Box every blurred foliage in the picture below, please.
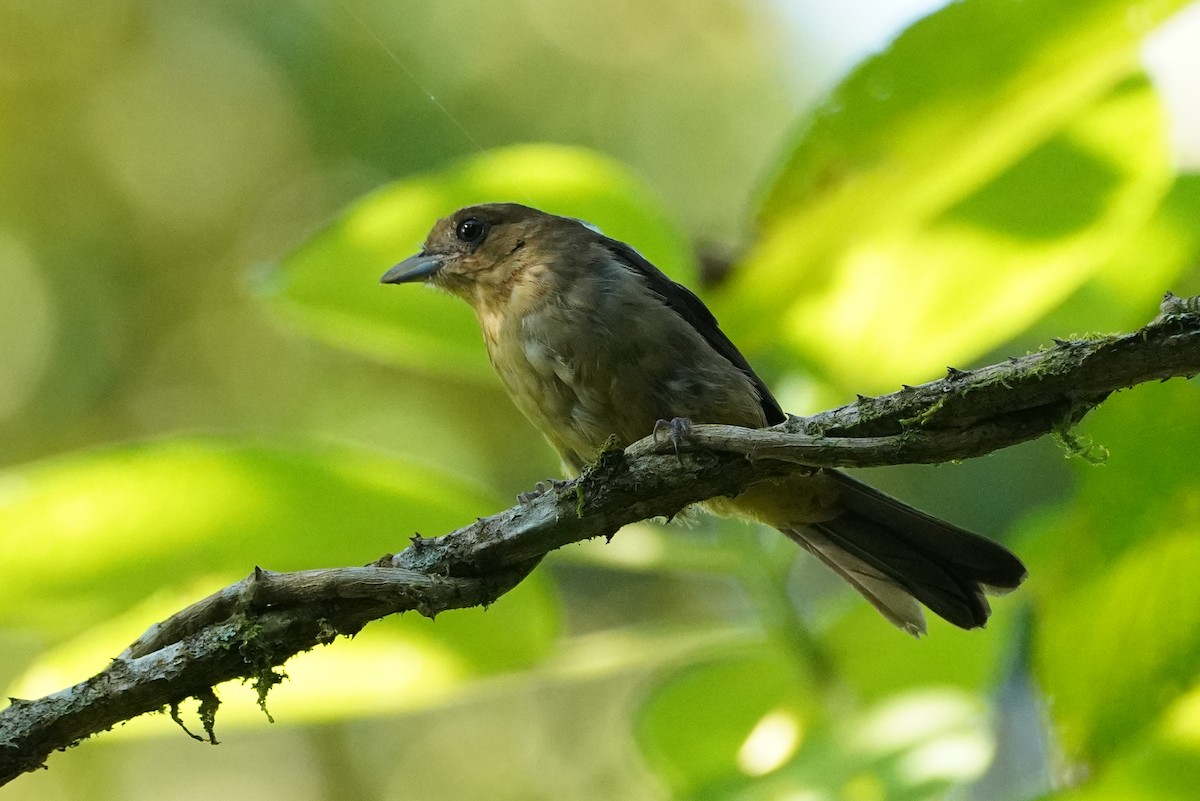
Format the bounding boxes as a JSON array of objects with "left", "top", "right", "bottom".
[
  {"left": 0, "top": 440, "right": 559, "bottom": 710},
  {"left": 722, "top": 0, "right": 1189, "bottom": 393},
  {"left": 1030, "top": 382, "right": 1200, "bottom": 762},
  {"left": 637, "top": 648, "right": 814, "bottom": 796},
  {"left": 3, "top": 0, "right": 1200, "bottom": 800},
  {"left": 268, "top": 144, "right": 696, "bottom": 383}
]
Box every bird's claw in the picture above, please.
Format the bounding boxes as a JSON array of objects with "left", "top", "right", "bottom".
[
  {"left": 518, "top": 478, "right": 569, "bottom": 505},
  {"left": 653, "top": 416, "right": 694, "bottom": 463}
]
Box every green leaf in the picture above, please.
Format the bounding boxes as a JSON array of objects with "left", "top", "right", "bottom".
[
  {"left": 0, "top": 438, "right": 562, "bottom": 718},
  {"left": 636, "top": 647, "right": 811, "bottom": 797},
  {"left": 1046, "top": 734, "right": 1200, "bottom": 801},
  {"left": 6, "top": 575, "right": 559, "bottom": 726},
  {"left": 1022, "top": 381, "right": 1200, "bottom": 592},
  {"left": 1035, "top": 533, "right": 1200, "bottom": 761},
  {"left": 0, "top": 438, "right": 551, "bottom": 640},
  {"left": 824, "top": 600, "right": 1019, "bottom": 702},
  {"left": 1117, "top": 690, "right": 1200, "bottom": 800},
  {"left": 637, "top": 648, "right": 996, "bottom": 801},
  {"left": 1029, "top": 382, "right": 1200, "bottom": 761},
  {"left": 718, "top": 0, "right": 1185, "bottom": 392},
  {"left": 262, "top": 143, "right": 694, "bottom": 383},
  {"left": 999, "top": 172, "right": 1200, "bottom": 352}
]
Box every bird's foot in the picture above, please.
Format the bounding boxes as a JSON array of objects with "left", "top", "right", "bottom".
[
  {"left": 518, "top": 478, "right": 570, "bottom": 505},
  {"left": 653, "top": 416, "right": 694, "bottom": 463}
]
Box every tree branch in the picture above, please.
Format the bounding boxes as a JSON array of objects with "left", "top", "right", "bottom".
[{"left": 1, "top": 293, "right": 1197, "bottom": 785}]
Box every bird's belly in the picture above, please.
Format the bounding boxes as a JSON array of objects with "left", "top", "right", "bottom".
[
  {"left": 501, "top": 342, "right": 642, "bottom": 462},
  {"left": 483, "top": 291, "right": 768, "bottom": 471},
  {"left": 493, "top": 345, "right": 758, "bottom": 474}
]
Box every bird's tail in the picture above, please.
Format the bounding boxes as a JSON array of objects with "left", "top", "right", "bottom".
[{"left": 783, "top": 471, "right": 1027, "bottom": 635}]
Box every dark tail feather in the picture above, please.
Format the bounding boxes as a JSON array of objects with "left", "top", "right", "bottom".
[{"left": 786, "top": 471, "right": 1027, "bottom": 635}]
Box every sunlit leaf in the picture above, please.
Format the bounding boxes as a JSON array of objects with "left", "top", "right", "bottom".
[
  {"left": 1021, "top": 381, "right": 1200, "bottom": 593},
  {"left": 263, "top": 143, "right": 694, "bottom": 383},
  {"left": 1029, "top": 382, "right": 1200, "bottom": 761},
  {"left": 0, "top": 438, "right": 553, "bottom": 641},
  {"left": 0, "top": 438, "right": 562, "bottom": 718},
  {"left": 1034, "top": 532, "right": 1200, "bottom": 762},
  {"left": 638, "top": 651, "right": 995, "bottom": 801},
  {"left": 636, "top": 647, "right": 812, "bottom": 797},
  {"left": 1003, "top": 173, "right": 1200, "bottom": 350},
  {"left": 1081, "top": 173, "right": 1200, "bottom": 321},
  {"left": 1050, "top": 745, "right": 1200, "bottom": 801},
  {"left": 6, "top": 574, "right": 558, "bottom": 726},
  {"left": 719, "top": 0, "right": 1187, "bottom": 391},
  {"left": 1039, "top": 683, "right": 1200, "bottom": 801},
  {"left": 824, "top": 600, "right": 1019, "bottom": 701}
]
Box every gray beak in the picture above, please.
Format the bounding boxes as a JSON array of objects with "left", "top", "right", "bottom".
[{"left": 381, "top": 253, "right": 443, "bottom": 284}]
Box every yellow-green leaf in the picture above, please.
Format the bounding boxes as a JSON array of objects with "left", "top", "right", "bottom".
[
  {"left": 719, "top": 0, "right": 1186, "bottom": 392},
  {"left": 0, "top": 438, "right": 547, "bottom": 639}
]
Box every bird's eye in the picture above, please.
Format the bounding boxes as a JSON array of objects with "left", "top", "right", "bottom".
[{"left": 455, "top": 217, "right": 488, "bottom": 244}]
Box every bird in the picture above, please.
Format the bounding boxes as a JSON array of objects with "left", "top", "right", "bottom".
[{"left": 381, "top": 202, "right": 1027, "bottom": 635}]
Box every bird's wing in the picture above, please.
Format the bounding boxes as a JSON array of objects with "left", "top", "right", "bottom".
[{"left": 602, "top": 239, "right": 786, "bottom": 425}]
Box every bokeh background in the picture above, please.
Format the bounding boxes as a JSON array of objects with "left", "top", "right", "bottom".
[{"left": 3, "top": 1, "right": 1200, "bottom": 799}]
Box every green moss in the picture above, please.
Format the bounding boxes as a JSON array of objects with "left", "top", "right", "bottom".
[
  {"left": 1052, "top": 414, "right": 1109, "bottom": 464},
  {"left": 899, "top": 395, "right": 947, "bottom": 429},
  {"left": 576, "top": 437, "right": 625, "bottom": 518},
  {"left": 250, "top": 667, "right": 287, "bottom": 724}
]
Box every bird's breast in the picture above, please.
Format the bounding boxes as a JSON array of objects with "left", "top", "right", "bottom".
[{"left": 475, "top": 259, "right": 767, "bottom": 470}]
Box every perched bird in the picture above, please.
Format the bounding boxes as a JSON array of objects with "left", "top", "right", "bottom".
[{"left": 382, "top": 203, "right": 1026, "bottom": 634}]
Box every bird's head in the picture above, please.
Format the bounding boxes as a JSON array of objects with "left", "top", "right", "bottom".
[{"left": 381, "top": 202, "right": 580, "bottom": 307}]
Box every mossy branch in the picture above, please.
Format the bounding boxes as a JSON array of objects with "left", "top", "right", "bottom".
[{"left": 1, "top": 293, "right": 1198, "bottom": 785}]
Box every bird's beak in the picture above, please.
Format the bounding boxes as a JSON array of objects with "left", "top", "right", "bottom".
[{"left": 381, "top": 253, "right": 443, "bottom": 284}]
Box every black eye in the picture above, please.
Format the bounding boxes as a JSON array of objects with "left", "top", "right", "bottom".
[{"left": 455, "top": 217, "right": 488, "bottom": 244}]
